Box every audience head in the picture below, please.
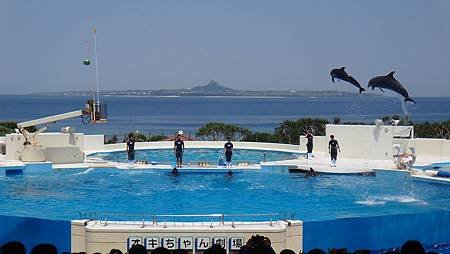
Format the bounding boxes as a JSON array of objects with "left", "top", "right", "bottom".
[
  {"left": 151, "top": 246, "right": 170, "bottom": 254},
  {"left": 401, "top": 240, "right": 425, "bottom": 254},
  {"left": 353, "top": 249, "right": 370, "bottom": 254},
  {"left": 306, "top": 248, "right": 327, "bottom": 254},
  {"left": 0, "top": 241, "right": 26, "bottom": 254},
  {"left": 128, "top": 244, "right": 147, "bottom": 254},
  {"left": 204, "top": 244, "right": 226, "bottom": 254},
  {"left": 329, "top": 248, "right": 347, "bottom": 254},
  {"left": 109, "top": 248, "right": 123, "bottom": 254},
  {"left": 240, "top": 235, "right": 276, "bottom": 254},
  {"left": 280, "top": 249, "right": 296, "bottom": 254},
  {"left": 172, "top": 250, "right": 188, "bottom": 254},
  {"left": 30, "top": 243, "right": 57, "bottom": 254}
]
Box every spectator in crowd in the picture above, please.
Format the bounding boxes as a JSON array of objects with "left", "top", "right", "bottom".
[
  {"left": 172, "top": 250, "right": 188, "bottom": 254},
  {"left": 401, "top": 240, "right": 425, "bottom": 254},
  {"left": 30, "top": 243, "right": 57, "bottom": 254},
  {"left": 240, "top": 235, "right": 276, "bottom": 254},
  {"left": 109, "top": 249, "right": 123, "bottom": 254},
  {"left": 0, "top": 241, "right": 26, "bottom": 254},
  {"left": 204, "top": 244, "right": 226, "bottom": 254},
  {"left": 128, "top": 244, "right": 147, "bottom": 254},
  {"left": 280, "top": 249, "right": 296, "bottom": 254},
  {"left": 352, "top": 249, "right": 370, "bottom": 254},
  {"left": 306, "top": 248, "right": 327, "bottom": 254},
  {"left": 152, "top": 246, "right": 170, "bottom": 254}
]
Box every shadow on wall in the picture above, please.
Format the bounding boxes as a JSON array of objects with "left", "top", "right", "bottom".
[
  {"left": 303, "top": 210, "right": 450, "bottom": 251},
  {"left": 0, "top": 215, "right": 70, "bottom": 253}
]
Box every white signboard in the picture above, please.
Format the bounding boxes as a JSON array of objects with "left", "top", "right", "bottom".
[
  {"left": 196, "top": 237, "right": 211, "bottom": 250},
  {"left": 230, "top": 237, "right": 245, "bottom": 250},
  {"left": 179, "top": 237, "right": 194, "bottom": 250},
  {"left": 127, "top": 236, "right": 143, "bottom": 250},
  {"left": 145, "top": 237, "right": 160, "bottom": 250},
  {"left": 162, "top": 237, "right": 177, "bottom": 250}
]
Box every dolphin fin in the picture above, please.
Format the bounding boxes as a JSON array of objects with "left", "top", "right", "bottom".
[
  {"left": 359, "top": 87, "right": 365, "bottom": 94},
  {"left": 340, "top": 67, "right": 346, "bottom": 70},
  {"left": 379, "top": 88, "right": 385, "bottom": 93},
  {"left": 405, "top": 97, "right": 416, "bottom": 104},
  {"left": 388, "top": 71, "right": 395, "bottom": 77},
  {"left": 371, "top": 86, "right": 375, "bottom": 91},
  {"left": 331, "top": 77, "right": 335, "bottom": 83}
]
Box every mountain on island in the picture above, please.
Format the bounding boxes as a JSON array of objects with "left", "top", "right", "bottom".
[
  {"left": 189, "top": 80, "right": 235, "bottom": 93},
  {"left": 32, "top": 80, "right": 379, "bottom": 97}
]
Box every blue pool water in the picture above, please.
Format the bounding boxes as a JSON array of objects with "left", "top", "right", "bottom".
[
  {"left": 0, "top": 164, "right": 449, "bottom": 222},
  {"left": 90, "top": 148, "right": 300, "bottom": 165}
]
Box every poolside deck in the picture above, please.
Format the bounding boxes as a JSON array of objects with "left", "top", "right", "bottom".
[{"left": 263, "top": 152, "right": 395, "bottom": 174}]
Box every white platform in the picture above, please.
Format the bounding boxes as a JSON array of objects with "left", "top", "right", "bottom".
[{"left": 262, "top": 152, "right": 396, "bottom": 174}]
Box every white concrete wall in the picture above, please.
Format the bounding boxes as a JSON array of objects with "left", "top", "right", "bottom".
[
  {"left": 443, "top": 140, "right": 450, "bottom": 157},
  {"left": 393, "top": 126, "right": 414, "bottom": 138},
  {"left": 71, "top": 220, "right": 303, "bottom": 254},
  {"left": 325, "top": 124, "right": 394, "bottom": 160},
  {"left": 5, "top": 133, "right": 85, "bottom": 163},
  {"left": 84, "top": 135, "right": 105, "bottom": 152},
  {"left": 412, "top": 138, "right": 448, "bottom": 156},
  {"left": 46, "top": 147, "right": 84, "bottom": 164}
]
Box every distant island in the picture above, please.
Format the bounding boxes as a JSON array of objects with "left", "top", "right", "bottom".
[{"left": 33, "top": 80, "right": 378, "bottom": 97}]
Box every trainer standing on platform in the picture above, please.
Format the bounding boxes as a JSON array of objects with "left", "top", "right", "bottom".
[
  {"left": 224, "top": 138, "right": 234, "bottom": 168},
  {"left": 126, "top": 134, "right": 136, "bottom": 166},
  {"left": 305, "top": 132, "right": 314, "bottom": 159},
  {"left": 328, "top": 135, "right": 341, "bottom": 167},
  {"left": 174, "top": 130, "right": 185, "bottom": 168}
]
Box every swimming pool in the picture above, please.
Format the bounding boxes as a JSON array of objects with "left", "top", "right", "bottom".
[
  {"left": 1, "top": 166, "right": 449, "bottom": 222},
  {"left": 89, "top": 148, "right": 300, "bottom": 165}
]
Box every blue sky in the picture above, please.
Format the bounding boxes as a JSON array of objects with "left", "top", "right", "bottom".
[{"left": 1, "top": 0, "right": 449, "bottom": 96}]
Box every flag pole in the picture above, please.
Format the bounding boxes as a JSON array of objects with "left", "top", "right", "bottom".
[{"left": 93, "top": 27, "right": 100, "bottom": 105}]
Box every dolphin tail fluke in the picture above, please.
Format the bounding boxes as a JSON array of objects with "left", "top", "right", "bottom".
[
  {"left": 405, "top": 97, "right": 416, "bottom": 104},
  {"left": 359, "top": 87, "right": 365, "bottom": 94}
]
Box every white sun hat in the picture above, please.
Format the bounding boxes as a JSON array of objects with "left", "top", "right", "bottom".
[{"left": 178, "top": 130, "right": 184, "bottom": 135}]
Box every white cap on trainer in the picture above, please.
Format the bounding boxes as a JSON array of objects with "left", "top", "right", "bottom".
[{"left": 178, "top": 130, "right": 184, "bottom": 135}]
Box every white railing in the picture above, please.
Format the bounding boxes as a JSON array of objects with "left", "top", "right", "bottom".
[{"left": 79, "top": 212, "right": 295, "bottom": 228}]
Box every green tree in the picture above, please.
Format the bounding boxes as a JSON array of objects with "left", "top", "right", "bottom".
[
  {"left": 414, "top": 120, "right": 449, "bottom": 139},
  {"left": 147, "top": 135, "right": 166, "bottom": 141},
  {"left": 242, "top": 132, "right": 277, "bottom": 143},
  {"left": 123, "top": 132, "right": 149, "bottom": 142},
  {"left": 0, "top": 121, "right": 37, "bottom": 136},
  {"left": 196, "top": 122, "right": 250, "bottom": 141},
  {"left": 274, "top": 118, "right": 328, "bottom": 144},
  {"left": 105, "top": 134, "right": 118, "bottom": 144}
]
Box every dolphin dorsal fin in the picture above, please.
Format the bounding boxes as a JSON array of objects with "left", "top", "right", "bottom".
[
  {"left": 340, "top": 67, "right": 346, "bottom": 70},
  {"left": 387, "top": 71, "right": 395, "bottom": 77}
]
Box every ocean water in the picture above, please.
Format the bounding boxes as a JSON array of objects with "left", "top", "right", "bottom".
[{"left": 0, "top": 95, "right": 449, "bottom": 135}]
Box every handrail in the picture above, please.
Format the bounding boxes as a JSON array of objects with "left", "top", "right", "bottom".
[{"left": 78, "top": 212, "right": 291, "bottom": 227}]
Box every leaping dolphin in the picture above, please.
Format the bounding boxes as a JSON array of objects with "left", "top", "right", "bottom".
[
  {"left": 368, "top": 71, "right": 416, "bottom": 104},
  {"left": 330, "top": 67, "right": 365, "bottom": 94}
]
